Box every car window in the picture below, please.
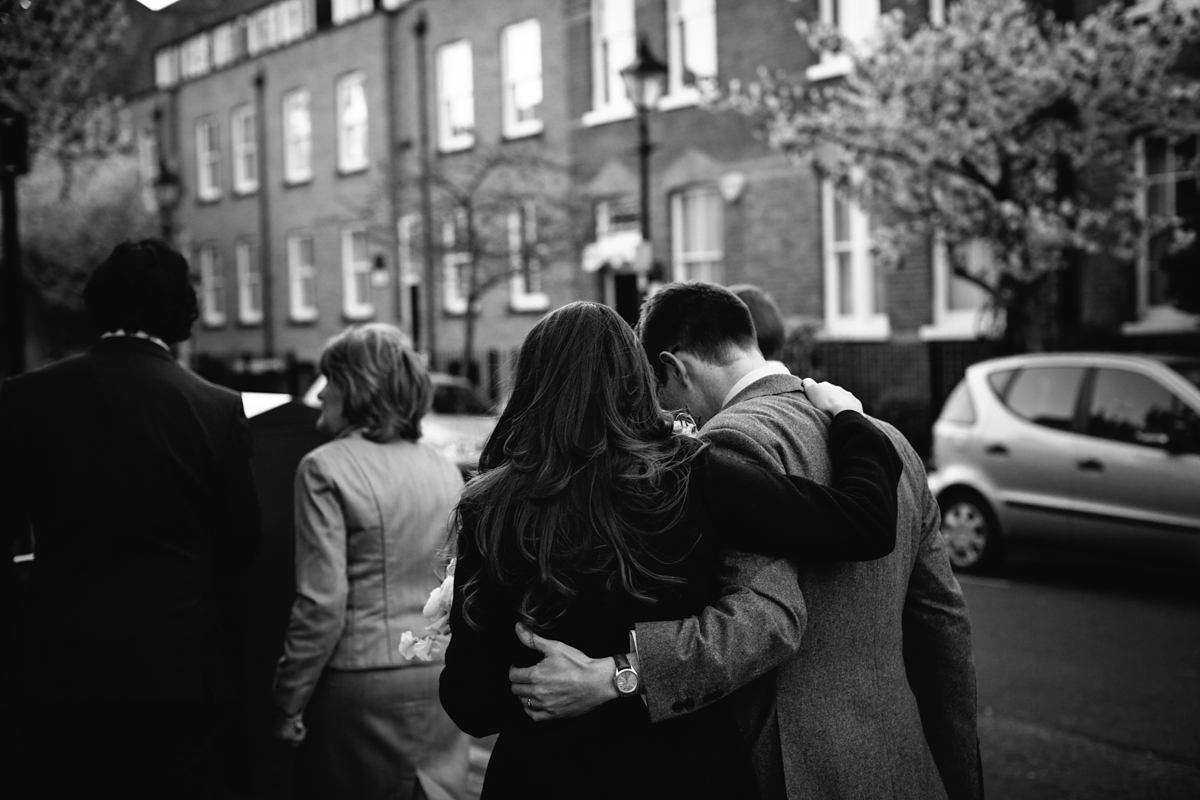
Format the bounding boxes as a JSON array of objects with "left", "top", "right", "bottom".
[
  {"left": 1087, "top": 368, "right": 1200, "bottom": 451},
  {"left": 433, "top": 384, "right": 492, "bottom": 415},
  {"left": 1166, "top": 360, "right": 1200, "bottom": 391},
  {"left": 939, "top": 380, "right": 975, "bottom": 424},
  {"left": 1003, "top": 367, "right": 1085, "bottom": 431},
  {"left": 987, "top": 369, "right": 1016, "bottom": 399}
]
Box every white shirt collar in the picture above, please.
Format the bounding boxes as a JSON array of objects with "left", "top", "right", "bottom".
[
  {"left": 100, "top": 329, "right": 170, "bottom": 352},
  {"left": 722, "top": 361, "right": 791, "bottom": 409}
]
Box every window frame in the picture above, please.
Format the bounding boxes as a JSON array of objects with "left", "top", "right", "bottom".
[
  {"left": 663, "top": 0, "right": 717, "bottom": 110},
  {"left": 341, "top": 223, "right": 375, "bottom": 320},
  {"left": 155, "top": 48, "right": 180, "bottom": 89},
  {"left": 501, "top": 19, "right": 545, "bottom": 140},
  {"left": 920, "top": 236, "right": 992, "bottom": 341},
  {"left": 332, "top": 0, "right": 374, "bottom": 26},
  {"left": 820, "top": 180, "right": 889, "bottom": 340},
  {"left": 235, "top": 239, "right": 263, "bottom": 325},
  {"left": 441, "top": 208, "right": 471, "bottom": 316},
  {"left": 1125, "top": 136, "right": 1200, "bottom": 334},
  {"left": 508, "top": 201, "right": 550, "bottom": 313},
  {"left": 282, "top": 88, "right": 313, "bottom": 185},
  {"left": 584, "top": 0, "right": 636, "bottom": 125},
  {"left": 670, "top": 184, "right": 725, "bottom": 284},
  {"left": 231, "top": 104, "right": 259, "bottom": 195},
  {"left": 336, "top": 71, "right": 370, "bottom": 174},
  {"left": 195, "top": 117, "right": 222, "bottom": 202},
  {"left": 197, "top": 243, "right": 226, "bottom": 327},
  {"left": 437, "top": 40, "right": 476, "bottom": 153},
  {"left": 398, "top": 213, "right": 421, "bottom": 287},
  {"left": 806, "top": 0, "right": 881, "bottom": 82},
  {"left": 288, "top": 232, "right": 318, "bottom": 322}
]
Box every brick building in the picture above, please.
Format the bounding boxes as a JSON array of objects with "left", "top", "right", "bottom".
[{"left": 126, "top": 0, "right": 1197, "bottom": 421}]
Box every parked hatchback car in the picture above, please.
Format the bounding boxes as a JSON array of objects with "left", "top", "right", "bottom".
[
  {"left": 929, "top": 353, "right": 1200, "bottom": 572},
  {"left": 302, "top": 372, "right": 499, "bottom": 476}
]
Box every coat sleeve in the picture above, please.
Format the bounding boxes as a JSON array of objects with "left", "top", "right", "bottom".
[
  {"left": 272, "top": 453, "right": 350, "bottom": 717},
  {"left": 439, "top": 530, "right": 516, "bottom": 737},
  {"left": 902, "top": 483, "right": 984, "bottom": 800},
  {"left": 635, "top": 419, "right": 808, "bottom": 723},
  {"left": 636, "top": 551, "right": 806, "bottom": 722},
  {"left": 0, "top": 379, "right": 29, "bottom": 670},
  {"left": 699, "top": 410, "right": 901, "bottom": 562}
]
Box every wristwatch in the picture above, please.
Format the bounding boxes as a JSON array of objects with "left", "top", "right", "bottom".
[{"left": 613, "top": 653, "right": 639, "bottom": 698}]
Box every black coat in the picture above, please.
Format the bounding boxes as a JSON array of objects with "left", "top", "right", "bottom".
[
  {"left": 0, "top": 338, "right": 261, "bottom": 704},
  {"left": 439, "top": 411, "right": 901, "bottom": 800}
]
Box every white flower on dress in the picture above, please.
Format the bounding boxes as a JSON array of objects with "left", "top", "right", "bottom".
[{"left": 398, "top": 559, "right": 455, "bottom": 661}]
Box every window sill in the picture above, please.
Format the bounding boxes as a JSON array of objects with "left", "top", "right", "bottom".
[
  {"left": 582, "top": 104, "right": 634, "bottom": 128},
  {"left": 196, "top": 193, "right": 223, "bottom": 206},
  {"left": 818, "top": 316, "right": 891, "bottom": 341},
  {"left": 658, "top": 88, "right": 701, "bottom": 112},
  {"left": 918, "top": 314, "right": 988, "bottom": 341},
  {"left": 337, "top": 164, "right": 370, "bottom": 178},
  {"left": 805, "top": 55, "right": 852, "bottom": 83},
  {"left": 342, "top": 307, "right": 375, "bottom": 322},
  {"left": 201, "top": 317, "right": 227, "bottom": 329},
  {"left": 237, "top": 316, "right": 263, "bottom": 328},
  {"left": 438, "top": 137, "right": 476, "bottom": 155},
  {"left": 232, "top": 184, "right": 259, "bottom": 198},
  {"left": 288, "top": 312, "right": 318, "bottom": 325},
  {"left": 1122, "top": 307, "right": 1200, "bottom": 335},
  {"left": 503, "top": 121, "right": 544, "bottom": 141},
  {"left": 284, "top": 175, "right": 313, "bottom": 189},
  {"left": 509, "top": 292, "right": 550, "bottom": 314}
]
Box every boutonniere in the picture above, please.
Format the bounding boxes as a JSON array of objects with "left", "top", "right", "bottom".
[{"left": 398, "top": 558, "right": 455, "bottom": 661}]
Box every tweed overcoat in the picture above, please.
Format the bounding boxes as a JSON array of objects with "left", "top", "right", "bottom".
[{"left": 635, "top": 373, "right": 983, "bottom": 800}]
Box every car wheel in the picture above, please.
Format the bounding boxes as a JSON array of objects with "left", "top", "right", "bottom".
[{"left": 938, "top": 490, "right": 1003, "bottom": 573}]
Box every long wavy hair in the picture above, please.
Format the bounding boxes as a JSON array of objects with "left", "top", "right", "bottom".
[{"left": 456, "top": 302, "right": 705, "bottom": 632}]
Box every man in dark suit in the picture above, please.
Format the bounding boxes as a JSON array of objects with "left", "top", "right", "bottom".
[
  {"left": 510, "top": 282, "right": 981, "bottom": 800},
  {"left": 0, "top": 239, "right": 261, "bottom": 799}
]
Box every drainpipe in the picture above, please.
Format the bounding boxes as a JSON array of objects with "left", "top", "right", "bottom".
[
  {"left": 414, "top": 9, "right": 436, "bottom": 362},
  {"left": 254, "top": 66, "right": 274, "bottom": 358},
  {"left": 384, "top": 3, "right": 404, "bottom": 330}
]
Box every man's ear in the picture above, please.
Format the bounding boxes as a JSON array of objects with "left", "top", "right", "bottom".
[{"left": 659, "top": 351, "right": 688, "bottom": 386}]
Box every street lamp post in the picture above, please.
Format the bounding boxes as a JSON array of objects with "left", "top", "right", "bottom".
[{"left": 619, "top": 37, "right": 668, "bottom": 324}]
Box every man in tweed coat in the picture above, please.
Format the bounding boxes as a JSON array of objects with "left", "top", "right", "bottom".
[{"left": 511, "top": 282, "right": 982, "bottom": 800}]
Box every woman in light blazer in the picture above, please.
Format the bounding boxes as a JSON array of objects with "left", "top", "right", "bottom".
[{"left": 273, "top": 323, "right": 469, "bottom": 800}]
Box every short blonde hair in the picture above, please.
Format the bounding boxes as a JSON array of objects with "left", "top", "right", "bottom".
[{"left": 319, "top": 324, "right": 432, "bottom": 443}]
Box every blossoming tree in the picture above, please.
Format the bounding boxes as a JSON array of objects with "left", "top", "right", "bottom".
[{"left": 727, "top": 0, "right": 1200, "bottom": 350}]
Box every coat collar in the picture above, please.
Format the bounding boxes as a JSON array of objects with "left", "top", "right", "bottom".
[
  {"left": 724, "top": 371, "right": 809, "bottom": 409},
  {"left": 92, "top": 335, "right": 178, "bottom": 363}
]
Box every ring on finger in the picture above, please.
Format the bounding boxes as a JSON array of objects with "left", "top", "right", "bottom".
[{"left": 525, "top": 698, "right": 532, "bottom": 709}]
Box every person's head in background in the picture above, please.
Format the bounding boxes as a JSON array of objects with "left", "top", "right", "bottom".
[
  {"left": 83, "top": 238, "right": 199, "bottom": 344},
  {"left": 728, "top": 284, "right": 785, "bottom": 362},
  {"left": 317, "top": 323, "right": 432, "bottom": 442}
]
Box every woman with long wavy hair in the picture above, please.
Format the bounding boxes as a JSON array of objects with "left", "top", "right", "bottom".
[{"left": 439, "top": 302, "right": 902, "bottom": 799}]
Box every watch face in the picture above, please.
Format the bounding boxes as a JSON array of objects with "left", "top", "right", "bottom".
[{"left": 615, "top": 669, "right": 638, "bottom": 695}]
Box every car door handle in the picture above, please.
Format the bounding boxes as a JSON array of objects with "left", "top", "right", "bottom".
[
  {"left": 1077, "top": 458, "right": 1105, "bottom": 473},
  {"left": 985, "top": 444, "right": 1009, "bottom": 456}
]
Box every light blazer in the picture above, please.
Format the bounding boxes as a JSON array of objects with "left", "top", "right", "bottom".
[
  {"left": 272, "top": 433, "right": 464, "bottom": 717},
  {"left": 635, "top": 373, "right": 982, "bottom": 800}
]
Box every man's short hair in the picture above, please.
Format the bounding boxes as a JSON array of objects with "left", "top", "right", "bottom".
[
  {"left": 637, "top": 282, "right": 758, "bottom": 385},
  {"left": 728, "top": 284, "right": 785, "bottom": 361},
  {"left": 83, "top": 239, "right": 199, "bottom": 344}
]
